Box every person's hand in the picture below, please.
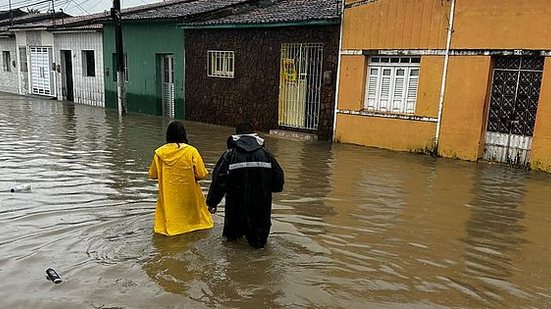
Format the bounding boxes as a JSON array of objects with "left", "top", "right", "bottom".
[{"left": 208, "top": 206, "right": 217, "bottom": 214}]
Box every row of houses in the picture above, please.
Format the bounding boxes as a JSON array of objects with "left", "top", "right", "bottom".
[
  {"left": 0, "top": 0, "right": 340, "bottom": 141},
  {"left": 2, "top": 0, "right": 551, "bottom": 173}
]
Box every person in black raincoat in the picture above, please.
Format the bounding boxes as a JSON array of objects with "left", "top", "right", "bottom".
[{"left": 207, "top": 122, "right": 284, "bottom": 248}]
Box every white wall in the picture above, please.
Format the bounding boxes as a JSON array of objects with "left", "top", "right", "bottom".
[
  {"left": 54, "top": 32, "right": 105, "bottom": 107},
  {"left": 14, "top": 30, "right": 56, "bottom": 97},
  {"left": 0, "top": 37, "right": 19, "bottom": 94}
]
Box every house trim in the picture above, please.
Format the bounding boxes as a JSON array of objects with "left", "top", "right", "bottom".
[
  {"left": 341, "top": 49, "right": 551, "bottom": 56},
  {"left": 181, "top": 19, "right": 340, "bottom": 30},
  {"left": 336, "top": 109, "right": 438, "bottom": 123}
]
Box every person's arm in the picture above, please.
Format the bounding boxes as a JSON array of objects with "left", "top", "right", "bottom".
[
  {"left": 148, "top": 154, "right": 158, "bottom": 179},
  {"left": 192, "top": 148, "right": 209, "bottom": 180},
  {"left": 206, "top": 150, "right": 231, "bottom": 213},
  {"left": 269, "top": 153, "right": 284, "bottom": 193}
]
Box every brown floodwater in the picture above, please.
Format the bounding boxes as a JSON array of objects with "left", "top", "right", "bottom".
[{"left": 1, "top": 93, "right": 550, "bottom": 308}]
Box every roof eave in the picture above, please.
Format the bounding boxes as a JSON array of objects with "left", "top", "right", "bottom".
[{"left": 180, "top": 18, "right": 340, "bottom": 29}]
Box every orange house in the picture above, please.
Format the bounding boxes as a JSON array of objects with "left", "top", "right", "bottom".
[{"left": 335, "top": 0, "right": 551, "bottom": 172}]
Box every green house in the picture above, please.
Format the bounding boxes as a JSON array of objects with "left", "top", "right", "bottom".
[{"left": 101, "top": 0, "right": 250, "bottom": 119}]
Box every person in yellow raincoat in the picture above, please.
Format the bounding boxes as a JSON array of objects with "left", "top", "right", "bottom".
[{"left": 148, "top": 120, "right": 214, "bottom": 236}]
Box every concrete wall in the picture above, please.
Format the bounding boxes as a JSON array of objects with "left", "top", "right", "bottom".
[
  {"left": 335, "top": 55, "right": 443, "bottom": 152},
  {"left": 452, "top": 0, "right": 551, "bottom": 50},
  {"left": 531, "top": 57, "right": 551, "bottom": 172},
  {"left": 342, "top": 0, "right": 448, "bottom": 50},
  {"left": 0, "top": 37, "right": 18, "bottom": 94},
  {"left": 54, "top": 32, "right": 105, "bottom": 107},
  {"left": 336, "top": 0, "right": 551, "bottom": 172},
  {"left": 103, "top": 23, "right": 185, "bottom": 118},
  {"left": 15, "top": 30, "right": 56, "bottom": 97},
  {"left": 438, "top": 56, "right": 493, "bottom": 161}
]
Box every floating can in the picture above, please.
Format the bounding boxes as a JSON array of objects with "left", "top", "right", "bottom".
[
  {"left": 46, "top": 268, "right": 62, "bottom": 284},
  {"left": 9, "top": 184, "right": 32, "bottom": 193}
]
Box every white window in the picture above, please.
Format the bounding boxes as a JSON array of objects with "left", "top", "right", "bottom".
[
  {"left": 82, "top": 50, "right": 95, "bottom": 77},
  {"left": 207, "top": 50, "right": 234, "bottom": 78},
  {"left": 364, "top": 56, "right": 420, "bottom": 114},
  {"left": 2, "top": 51, "right": 11, "bottom": 72}
]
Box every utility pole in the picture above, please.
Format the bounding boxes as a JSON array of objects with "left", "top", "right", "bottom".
[
  {"left": 9, "top": 0, "right": 13, "bottom": 26},
  {"left": 51, "top": 0, "right": 56, "bottom": 26},
  {"left": 111, "top": 0, "right": 127, "bottom": 116}
]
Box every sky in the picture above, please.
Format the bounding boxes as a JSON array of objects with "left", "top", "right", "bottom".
[{"left": 0, "top": 0, "right": 164, "bottom": 16}]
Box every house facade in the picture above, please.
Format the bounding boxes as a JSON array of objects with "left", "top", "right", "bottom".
[
  {"left": 9, "top": 14, "right": 106, "bottom": 106},
  {"left": 0, "top": 34, "right": 18, "bottom": 94},
  {"left": 183, "top": 0, "right": 341, "bottom": 141},
  {"left": 0, "top": 10, "right": 26, "bottom": 94},
  {"left": 53, "top": 25, "right": 105, "bottom": 107},
  {"left": 101, "top": 0, "right": 250, "bottom": 119},
  {"left": 335, "top": 0, "right": 551, "bottom": 171}
]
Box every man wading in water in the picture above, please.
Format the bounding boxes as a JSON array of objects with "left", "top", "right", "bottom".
[{"left": 207, "top": 122, "right": 284, "bottom": 248}]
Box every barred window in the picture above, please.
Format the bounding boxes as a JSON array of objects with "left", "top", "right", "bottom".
[
  {"left": 82, "top": 50, "right": 95, "bottom": 77},
  {"left": 207, "top": 50, "right": 234, "bottom": 78},
  {"left": 2, "top": 51, "right": 11, "bottom": 72},
  {"left": 364, "top": 56, "right": 420, "bottom": 114}
]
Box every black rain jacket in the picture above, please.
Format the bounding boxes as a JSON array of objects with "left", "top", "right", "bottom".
[{"left": 206, "top": 134, "right": 284, "bottom": 246}]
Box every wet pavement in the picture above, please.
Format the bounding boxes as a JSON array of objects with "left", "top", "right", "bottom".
[{"left": 1, "top": 93, "right": 551, "bottom": 308}]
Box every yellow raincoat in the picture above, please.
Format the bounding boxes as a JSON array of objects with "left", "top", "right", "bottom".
[{"left": 148, "top": 143, "right": 213, "bottom": 236}]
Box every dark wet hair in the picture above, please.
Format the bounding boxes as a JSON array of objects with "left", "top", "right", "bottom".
[
  {"left": 235, "top": 122, "right": 254, "bottom": 135},
  {"left": 166, "top": 120, "right": 188, "bottom": 146}
]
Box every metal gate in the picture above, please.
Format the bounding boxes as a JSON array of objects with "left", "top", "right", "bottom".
[
  {"left": 483, "top": 56, "right": 543, "bottom": 167},
  {"left": 278, "top": 43, "right": 323, "bottom": 130},
  {"left": 161, "top": 54, "right": 175, "bottom": 118},
  {"left": 29, "top": 46, "right": 53, "bottom": 96}
]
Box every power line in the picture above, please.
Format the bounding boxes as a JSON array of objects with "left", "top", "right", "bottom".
[{"left": 0, "top": 0, "right": 42, "bottom": 10}]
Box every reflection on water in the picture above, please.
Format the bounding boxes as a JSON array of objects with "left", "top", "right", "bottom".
[{"left": 1, "top": 93, "right": 551, "bottom": 308}]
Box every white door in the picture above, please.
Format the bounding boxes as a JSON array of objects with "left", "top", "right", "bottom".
[
  {"left": 30, "top": 46, "right": 53, "bottom": 96},
  {"left": 161, "top": 55, "right": 175, "bottom": 118}
]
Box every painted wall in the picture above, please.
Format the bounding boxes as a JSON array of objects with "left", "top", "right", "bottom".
[
  {"left": 452, "top": 0, "right": 551, "bottom": 50},
  {"left": 184, "top": 25, "right": 339, "bottom": 141},
  {"left": 342, "top": 0, "right": 448, "bottom": 50},
  {"left": 531, "top": 57, "right": 551, "bottom": 171},
  {"left": 336, "top": 0, "right": 551, "bottom": 172},
  {"left": 103, "top": 23, "right": 184, "bottom": 118},
  {"left": 14, "top": 30, "right": 56, "bottom": 97},
  {"left": 438, "top": 56, "right": 492, "bottom": 161},
  {"left": 0, "top": 37, "right": 19, "bottom": 94},
  {"left": 335, "top": 114, "right": 436, "bottom": 152},
  {"left": 335, "top": 55, "right": 443, "bottom": 152},
  {"left": 54, "top": 32, "right": 105, "bottom": 107}
]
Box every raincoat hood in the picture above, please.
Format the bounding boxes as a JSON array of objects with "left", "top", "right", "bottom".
[
  {"left": 227, "top": 133, "right": 265, "bottom": 153},
  {"left": 155, "top": 143, "right": 190, "bottom": 166}
]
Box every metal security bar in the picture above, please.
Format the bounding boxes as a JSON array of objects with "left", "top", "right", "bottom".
[
  {"left": 207, "top": 50, "right": 234, "bottom": 78},
  {"left": 278, "top": 43, "right": 323, "bottom": 130},
  {"left": 161, "top": 54, "right": 175, "bottom": 118},
  {"left": 30, "top": 46, "right": 53, "bottom": 96},
  {"left": 483, "top": 56, "right": 544, "bottom": 167}
]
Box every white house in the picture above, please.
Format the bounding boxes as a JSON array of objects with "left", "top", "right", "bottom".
[{"left": 10, "top": 13, "right": 105, "bottom": 107}]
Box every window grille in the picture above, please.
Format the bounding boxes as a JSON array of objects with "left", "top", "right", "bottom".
[
  {"left": 82, "top": 50, "right": 95, "bottom": 77},
  {"left": 364, "top": 56, "right": 420, "bottom": 114},
  {"left": 2, "top": 51, "right": 11, "bottom": 72},
  {"left": 207, "top": 50, "right": 234, "bottom": 78}
]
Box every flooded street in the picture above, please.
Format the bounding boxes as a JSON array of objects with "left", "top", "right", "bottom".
[{"left": 1, "top": 93, "right": 551, "bottom": 308}]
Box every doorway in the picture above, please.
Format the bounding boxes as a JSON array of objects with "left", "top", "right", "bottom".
[
  {"left": 60, "top": 50, "right": 74, "bottom": 101},
  {"left": 160, "top": 54, "right": 175, "bottom": 118},
  {"left": 483, "top": 56, "right": 544, "bottom": 167}
]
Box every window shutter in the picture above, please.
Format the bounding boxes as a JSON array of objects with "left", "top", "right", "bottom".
[
  {"left": 366, "top": 68, "right": 379, "bottom": 109},
  {"left": 379, "top": 68, "right": 392, "bottom": 111},
  {"left": 406, "top": 69, "right": 419, "bottom": 113},
  {"left": 392, "top": 68, "right": 405, "bottom": 112}
]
